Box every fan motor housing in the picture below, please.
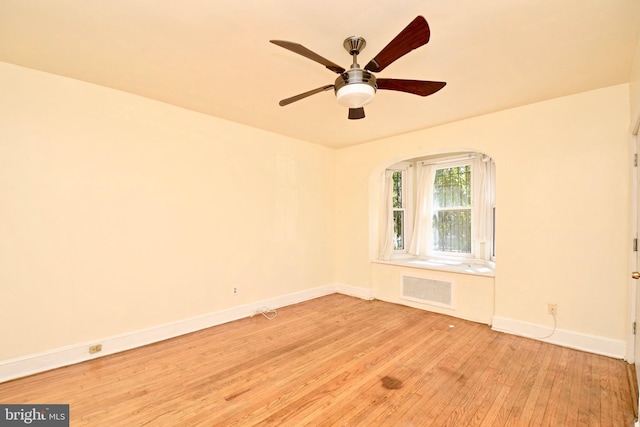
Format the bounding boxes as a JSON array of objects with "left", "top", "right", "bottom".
[
  {"left": 334, "top": 68, "right": 377, "bottom": 89},
  {"left": 334, "top": 69, "right": 377, "bottom": 108},
  {"left": 334, "top": 68, "right": 377, "bottom": 92}
]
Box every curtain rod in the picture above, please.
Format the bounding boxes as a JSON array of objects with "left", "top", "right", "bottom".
[{"left": 420, "top": 153, "right": 477, "bottom": 166}]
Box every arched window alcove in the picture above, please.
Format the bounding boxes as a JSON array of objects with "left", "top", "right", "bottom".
[{"left": 370, "top": 149, "right": 496, "bottom": 277}]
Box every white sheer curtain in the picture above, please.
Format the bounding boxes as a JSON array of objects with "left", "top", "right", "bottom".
[
  {"left": 472, "top": 155, "right": 492, "bottom": 260},
  {"left": 378, "top": 170, "right": 395, "bottom": 260},
  {"left": 408, "top": 163, "right": 436, "bottom": 256}
]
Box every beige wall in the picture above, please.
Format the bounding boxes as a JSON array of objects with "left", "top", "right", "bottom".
[
  {"left": 0, "top": 59, "right": 633, "bottom": 363},
  {"left": 0, "top": 62, "right": 336, "bottom": 360},
  {"left": 336, "top": 84, "right": 631, "bottom": 341},
  {"left": 631, "top": 35, "right": 640, "bottom": 126}
]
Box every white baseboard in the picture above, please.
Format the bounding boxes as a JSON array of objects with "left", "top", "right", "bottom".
[
  {"left": 0, "top": 284, "right": 372, "bottom": 383},
  {"left": 492, "top": 316, "right": 626, "bottom": 359},
  {"left": 334, "top": 283, "right": 375, "bottom": 300}
]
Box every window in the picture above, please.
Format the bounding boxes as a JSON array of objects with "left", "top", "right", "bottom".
[
  {"left": 392, "top": 171, "right": 405, "bottom": 250},
  {"left": 381, "top": 153, "right": 494, "bottom": 263},
  {"left": 389, "top": 163, "right": 412, "bottom": 253},
  {"left": 432, "top": 163, "right": 472, "bottom": 254}
]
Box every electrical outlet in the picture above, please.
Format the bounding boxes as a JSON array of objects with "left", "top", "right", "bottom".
[
  {"left": 233, "top": 287, "right": 238, "bottom": 295},
  {"left": 89, "top": 344, "right": 103, "bottom": 354},
  {"left": 548, "top": 304, "right": 557, "bottom": 316}
]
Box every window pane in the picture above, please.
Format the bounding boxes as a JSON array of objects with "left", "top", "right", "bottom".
[
  {"left": 393, "top": 210, "right": 404, "bottom": 250},
  {"left": 433, "top": 166, "right": 471, "bottom": 208},
  {"left": 433, "top": 209, "right": 471, "bottom": 253},
  {"left": 392, "top": 171, "right": 403, "bottom": 208}
]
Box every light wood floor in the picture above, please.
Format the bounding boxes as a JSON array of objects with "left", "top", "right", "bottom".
[{"left": 0, "top": 294, "right": 637, "bottom": 426}]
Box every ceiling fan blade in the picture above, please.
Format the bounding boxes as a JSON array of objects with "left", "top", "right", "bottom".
[
  {"left": 279, "top": 84, "right": 335, "bottom": 106},
  {"left": 376, "top": 79, "right": 446, "bottom": 96},
  {"left": 364, "top": 16, "right": 430, "bottom": 73},
  {"left": 270, "top": 40, "right": 346, "bottom": 74},
  {"left": 348, "top": 107, "right": 365, "bottom": 120}
]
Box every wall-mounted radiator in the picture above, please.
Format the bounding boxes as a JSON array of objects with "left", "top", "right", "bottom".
[{"left": 401, "top": 274, "right": 455, "bottom": 309}]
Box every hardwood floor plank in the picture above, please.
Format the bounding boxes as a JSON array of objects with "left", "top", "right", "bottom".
[
  {"left": 407, "top": 331, "right": 504, "bottom": 426},
  {"left": 256, "top": 310, "right": 443, "bottom": 425},
  {"left": 322, "top": 317, "right": 459, "bottom": 425},
  {"left": 0, "top": 294, "right": 635, "bottom": 426},
  {"left": 481, "top": 337, "right": 542, "bottom": 426},
  {"left": 581, "top": 352, "right": 600, "bottom": 427},
  {"left": 543, "top": 346, "right": 572, "bottom": 426},
  {"left": 506, "top": 337, "right": 554, "bottom": 425},
  {"left": 610, "top": 357, "right": 635, "bottom": 427},
  {"left": 564, "top": 347, "right": 585, "bottom": 426},
  {"left": 453, "top": 334, "right": 517, "bottom": 426},
  {"left": 226, "top": 302, "right": 428, "bottom": 425},
  {"left": 530, "top": 345, "right": 563, "bottom": 427},
  {"left": 595, "top": 352, "right": 613, "bottom": 427},
  {"left": 391, "top": 322, "right": 505, "bottom": 425}
]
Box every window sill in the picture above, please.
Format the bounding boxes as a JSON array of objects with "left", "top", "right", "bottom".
[{"left": 372, "top": 257, "right": 495, "bottom": 277}]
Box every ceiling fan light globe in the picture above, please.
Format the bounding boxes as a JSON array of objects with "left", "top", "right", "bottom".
[{"left": 336, "top": 84, "right": 376, "bottom": 108}]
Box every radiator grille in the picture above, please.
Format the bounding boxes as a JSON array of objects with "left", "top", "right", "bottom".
[{"left": 401, "top": 275, "right": 454, "bottom": 309}]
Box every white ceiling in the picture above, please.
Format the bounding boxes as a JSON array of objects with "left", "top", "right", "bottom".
[{"left": 1, "top": 0, "right": 639, "bottom": 149}]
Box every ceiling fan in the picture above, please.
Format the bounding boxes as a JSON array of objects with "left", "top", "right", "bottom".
[{"left": 270, "top": 16, "right": 446, "bottom": 120}]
